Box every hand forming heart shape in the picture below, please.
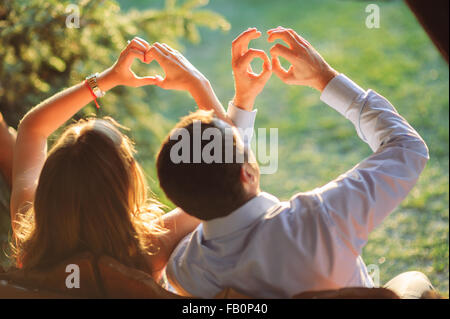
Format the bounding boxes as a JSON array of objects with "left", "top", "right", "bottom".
[{"left": 111, "top": 37, "right": 207, "bottom": 92}]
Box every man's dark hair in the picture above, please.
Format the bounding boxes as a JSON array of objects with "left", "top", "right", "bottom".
[{"left": 156, "top": 110, "right": 249, "bottom": 221}]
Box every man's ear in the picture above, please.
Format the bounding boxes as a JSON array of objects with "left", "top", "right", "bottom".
[
  {"left": 240, "top": 162, "right": 261, "bottom": 199},
  {"left": 240, "top": 162, "right": 257, "bottom": 187}
]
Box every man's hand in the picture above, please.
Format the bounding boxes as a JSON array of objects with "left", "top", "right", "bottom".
[
  {"left": 232, "top": 28, "right": 272, "bottom": 111},
  {"left": 268, "top": 27, "right": 338, "bottom": 92}
]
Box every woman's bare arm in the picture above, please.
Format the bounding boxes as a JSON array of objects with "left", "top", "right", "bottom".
[
  {"left": 10, "top": 38, "right": 223, "bottom": 271},
  {"left": 148, "top": 208, "right": 200, "bottom": 280},
  {"left": 10, "top": 38, "right": 158, "bottom": 229},
  {"left": 146, "top": 42, "right": 230, "bottom": 124}
]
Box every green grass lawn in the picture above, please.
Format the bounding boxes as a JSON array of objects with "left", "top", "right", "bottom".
[{"left": 119, "top": 0, "right": 449, "bottom": 295}]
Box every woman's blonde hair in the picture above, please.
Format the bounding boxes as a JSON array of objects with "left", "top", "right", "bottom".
[{"left": 11, "top": 117, "right": 167, "bottom": 271}]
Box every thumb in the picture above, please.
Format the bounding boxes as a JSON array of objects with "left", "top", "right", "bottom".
[
  {"left": 122, "top": 49, "right": 146, "bottom": 68},
  {"left": 256, "top": 50, "right": 272, "bottom": 81},
  {"left": 271, "top": 56, "right": 290, "bottom": 82},
  {"left": 132, "top": 75, "right": 164, "bottom": 87}
]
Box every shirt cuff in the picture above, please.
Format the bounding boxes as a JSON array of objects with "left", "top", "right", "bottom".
[
  {"left": 320, "top": 74, "right": 365, "bottom": 117},
  {"left": 227, "top": 102, "right": 257, "bottom": 146},
  {"left": 227, "top": 102, "right": 257, "bottom": 131}
]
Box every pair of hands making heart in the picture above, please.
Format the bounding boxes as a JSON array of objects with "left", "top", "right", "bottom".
[
  {"left": 105, "top": 26, "right": 337, "bottom": 116},
  {"left": 109, "top": 36, "right": 207, "bottom": 92},
  {"left": 104, "top": 36, "right": 227, "bottom": 121},
  {"left": 231, "top": 26, "right": 338, "bottom": 111}
]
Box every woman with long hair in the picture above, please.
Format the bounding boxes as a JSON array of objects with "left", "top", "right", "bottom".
[{"left": 9, "top": 37, "right": 228, "bottom": 280}]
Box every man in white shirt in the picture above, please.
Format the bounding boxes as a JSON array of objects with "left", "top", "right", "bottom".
[{"left": 156, "top": 27, "right": 431, "bottom": 298}]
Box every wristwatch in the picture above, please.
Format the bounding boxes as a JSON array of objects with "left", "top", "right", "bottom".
[{"left": 85, "top": 73, "right": 105, "bottom": 98}]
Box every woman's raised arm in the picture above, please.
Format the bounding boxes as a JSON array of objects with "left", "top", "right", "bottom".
[
  {"left": 10, "top": 37, "right": 158, "bottom": 228},
  {"left": 145, "top": 42, "right": 231, "bottom": 123}
]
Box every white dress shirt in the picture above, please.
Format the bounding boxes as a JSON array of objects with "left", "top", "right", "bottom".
[{"left": 165, "top": 74, "right": 430, "bottom": 298}]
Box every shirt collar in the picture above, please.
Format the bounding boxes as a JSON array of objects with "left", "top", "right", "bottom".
[{"left": 202, "top": 192, "right": 280, "bottom": 240}]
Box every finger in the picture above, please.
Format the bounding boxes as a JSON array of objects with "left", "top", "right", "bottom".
[
  {"left": 134, "top": 37, "right": 150, "bottom": 50},
  {"left": 162, "top": 43, "right": 177, "bottom": 54},
  {"left": 123, "top": 48, "right": 146, "bottom": 67},
  {"left": 155, "top": 43, "right": 188, "bottom": 69},
  {"left": 163, "top": 44, "right": 193, "bottom": 67},
  {"left": 268, "top": 26, "right": 310, "bottom": 49},
  {"left": 259, "top": 51, "right": 273, "bottom": 80},
  {"left": 127, "top": 38, "right": 147, "bottom": 51},
  {"left": 132, "top": 75, "right": 164, "bottom": 88},
  {"left": 239, "top": 49, "right": 272, "bottom": 81},
  {"left": 238, "top": 49, "right": 268, "bottom": 72},
  {"left": 270, "top": 43, "right": 297, "bottom": 64},
  {"left": 271, "top": 56, "right": 291, "bottom": 82},
  {"left": 231, "top": 28, "right": 261, "bottom": 58},
  {"left": 146, "top": 45, "right": 174, "bottom": 74},
  {"left": 286, "top": 29, "right": 310, "bottom": 48},
  {"left": 245, "top": 49, "right": 272, "bottom": 77},
  {"left": 267, "top": 29, "right": 300, "bottom": 49},
  {"left": 125, "top": 39, "right": 149, "bottom": 63},
  {"left": 146, "top": 45, "right": 169, "bottom": 65},
  {"left": 120, "top": 39, "right": 146, "bottom": 59},
  {"left": 267, "top": 26, "right": 285, "bottom": 34},
  {"left": 153, "top": 42, "right": 171, "bottom": 56},
  {"left": 161, "top": 43, "right": 185, "bottom": 62},
  {"left": 133, "top": 37, "right": 151, "bottom": 62},
  {"left": 250, "top": 55, "right": 273, "bottom": 82}
]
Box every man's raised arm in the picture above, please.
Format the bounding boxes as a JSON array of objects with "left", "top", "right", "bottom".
[{"left": 268, "top": 27, "right": 429, "bottom": 253}]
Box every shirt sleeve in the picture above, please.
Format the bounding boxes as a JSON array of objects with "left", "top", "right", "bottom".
[
  {"left": 227, "top": 101, "right": 257, "bottom": 146},
  {"left": 308, "top": 74, "right": 429, "bottom": 253},
  {"left": 163, "top": 229, "right": 223, "bottom": 298}
]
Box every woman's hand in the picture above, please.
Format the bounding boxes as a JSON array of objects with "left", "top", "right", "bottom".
[
  {"left": 146, "top": 42, "right": 230, "bottom": 122},
  {"left": 103, "top": 37, "right": 161, "bottom": 89},
  {"left": 145, "top": 42, "right": 208, "bottom": 92},
  {"left": 232, "top": 28, "right": 272, "bottom": 111},
  {"left": 103, "top": 38, "right": 228, "bottom": 121}
]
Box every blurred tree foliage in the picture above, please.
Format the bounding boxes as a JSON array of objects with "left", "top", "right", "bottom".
[{"left": 0, "top": 0, "right": 230, "bottom": 135}]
